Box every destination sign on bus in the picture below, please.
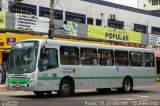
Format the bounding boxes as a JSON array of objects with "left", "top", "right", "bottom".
[{"left": 12, "top": 41, "right": 38, "bottom": 49}]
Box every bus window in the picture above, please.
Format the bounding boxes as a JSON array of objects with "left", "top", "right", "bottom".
[
  {"left": 115, "top": 51, "right": 129, "bottom": 66},
  {"left": 98, "top": 49, "right": 114, "bottom": 66},
  {"left": 60, "top": 46, "right": 79, "bottom": 65},
  {"left": 80, "top": 48, "right": 97, "bottom": 65},
  {"left": 129, "top": 52, "right": 142, "bottom": 67},
  {"left": 39, "top": 48, "right": 58, "bottom": 71},
  {"left": 143, "top": 53, "right": 155, "bottom": 67},
  {"left": 48, "top": 49, "right": 58, "bottom": 69}
]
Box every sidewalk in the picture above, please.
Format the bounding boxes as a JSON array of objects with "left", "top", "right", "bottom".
[{"left": 0, "top": 84, "right": 6, "bottom": 92}]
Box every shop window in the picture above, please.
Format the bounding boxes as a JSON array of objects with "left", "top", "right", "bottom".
[
  {"left": 65, "top": 11, "right": 86, "bottom": 24},
  {"left": 108, "top": 19, "right": 124, "bottom": 29},
  {"left": 87, "top": 17, "right": 93, "bottom": 25},
  {"left": 96, "top": 19, "right": 102, "bottom": 26},
  {"left": 130, "top": 52, "right": 142, "bottom": 67},
  {"left": 39, "top": 7, "right": 63, "bottom": 20},
  {"left": 152, "top": 27, "right": 160, "bottom": 35},
  {"left": 80, "top": 48, "right": 97, "bottom": 65},
  {"left": 143, "top": 53, "right": 155, "bottom": 67},
  {"left": 60, "top": 46, "right": 79, "bottom": 65},
  {"left": 134, "top": 24, "right": 147, "bottom": 33},
  {"left": 115, "top": 51, "right": 129, "bottom": 66},
  {"left": 98, "top": 49, "right": 114, "bottom": 66},
  {"left": 9, "top": 1, "right": 36, "bottom": 15}
]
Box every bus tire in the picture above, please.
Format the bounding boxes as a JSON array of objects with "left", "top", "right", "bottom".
[
  {"left": 58, "top": 79, "right": 73, "bottom": 97},
  {"left": 33, "top": 91, "right": 45, "bottom": 96},
  {"left": 122, "top": 78, "right": 133, "bottom": 93}
]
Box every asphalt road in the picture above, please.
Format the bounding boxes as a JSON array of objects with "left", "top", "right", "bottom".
[{"left": 0, "top": 85, "right": 160, "bottom": 106}]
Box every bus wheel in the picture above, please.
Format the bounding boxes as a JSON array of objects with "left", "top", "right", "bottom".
[
  {"left": 122, "top": 78, "right": 133, "bottom": 93},
  {"left": 33, "top": 91, "right": 45, "bottom": 96},
  {"left": 96, "top": 88, "right": 111, "bottom": 93},
  {"left": 58, "top": 79, "right": 73, "bottom": 97}
]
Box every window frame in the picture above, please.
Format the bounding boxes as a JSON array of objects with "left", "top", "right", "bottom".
[
  {"left": 87, "top": 17, "right": 94, "bottom": 25},
  {"left": 98, "top": 49, "right": 114, "bottom": 66},
  {"left": 96, "top": 19, "right": 102, "bottom": 26},
  {"left": 115, "top": 50, "right": 129, "bottom": 66},
  {"left": 80, "top": 47, "right": 98, "bottom": 66},
  {"left": 129, "top": 51, "right": 143, "bottom": 67},
  {"left": 39, "top": 48, "right": 58, "bottom": 72},
  {"left": 143, "top": 52, "right": 155, "bottom": 67},
  {"left": 152, "top": 0, "right": 159, "bottom": 5},
  {"left": 60, "top": 46, "right": 80, "bottom": 65}
]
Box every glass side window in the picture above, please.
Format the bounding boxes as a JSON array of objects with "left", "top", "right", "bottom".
[
  {"left": 152, "top": 0, "right": 159, "bottom": 5},
  {"left": 39, "top": 48, "right": 58, "bottom": 71},
  {"left": 80, "top": 48, "right": 97, "bottom": 65},
  {"left": 115, "top": 51, "right": 129, "bottom": 66},
  {"left": 130, "top": 52, "right": 142, "bottom": 67},
  {"left": 98, "top": 49, "right": 114, "bottom": 66},
  {"left": 143, "top": 53, "right": 155, "bottom": 67},
  {"left": 60, "top": 46, "right": 79, "bottom": 65}
]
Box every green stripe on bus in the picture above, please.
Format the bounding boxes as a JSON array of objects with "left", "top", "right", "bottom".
[
  {"left": 38, "top": 76, "right": 156, "bottom": 80},
  {"left": 8, "top": 78, "right": 30, "bottom": 84},
  {"left": 38, "top": 77, "right": 61, "bottom": 80}
]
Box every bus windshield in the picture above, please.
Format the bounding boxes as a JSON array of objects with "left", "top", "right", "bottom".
[{"left": 7, "top": 41, "right": 39, "bottom": 74}]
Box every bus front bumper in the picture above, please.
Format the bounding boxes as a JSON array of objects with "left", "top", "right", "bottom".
[{"left": 6, "top": 82, "right": 37, "bottom": 91}]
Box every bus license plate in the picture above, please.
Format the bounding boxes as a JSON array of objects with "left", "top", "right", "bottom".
[{"left": 15, "top": 85, "right": 21, "bottom": 88}]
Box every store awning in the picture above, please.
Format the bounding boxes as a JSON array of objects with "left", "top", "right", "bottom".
[{"left": 152, "top": 48, "right": 160, "bottom": 58}]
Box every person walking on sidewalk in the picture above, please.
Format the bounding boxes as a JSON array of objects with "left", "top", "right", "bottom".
[
  {"left": 0, "top": 64, "right": 3, "bottom": 84},
  {"left": 2, "top": 62, "right": 7, "bottom": 83}
]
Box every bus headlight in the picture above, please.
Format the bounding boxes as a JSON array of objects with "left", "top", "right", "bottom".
[{"left": 29, "top": 73, "right": 35, "bottom": 83}]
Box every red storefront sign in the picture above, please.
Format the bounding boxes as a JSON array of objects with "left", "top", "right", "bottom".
[{"left": 0, "top": 42, "right": 4, "bottom": 46}]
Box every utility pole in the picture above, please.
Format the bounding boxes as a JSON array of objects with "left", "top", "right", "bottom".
[{"left": 48, "top": 0, "right": 54, "bottom": 39}]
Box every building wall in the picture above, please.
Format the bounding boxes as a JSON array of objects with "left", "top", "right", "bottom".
[{"left": 1, "top": 0, "right": 160, "bottom": 34}]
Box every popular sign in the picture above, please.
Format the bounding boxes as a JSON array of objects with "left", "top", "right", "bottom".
[{"left": 87, "top": 25, "right": 141, "bottom": 43}]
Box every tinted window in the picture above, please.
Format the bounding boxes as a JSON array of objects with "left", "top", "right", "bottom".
[
  {"left": 130, "top": 52, "right": 142, "bottom": 67},
  {"left": 60, "top": 46, "right": 79, "bottom": 65},
  {"left": 80, "top": 48, "right": 97, "bottom": 65},
  {"left": 115, "top": 51, "right": 129, "bottom": 66},
  {"left": 143, "top": 53, "right": 155, "bottom": 67},
  {"left": 99, "top": 49, "right": 114, "bottom": 66}
]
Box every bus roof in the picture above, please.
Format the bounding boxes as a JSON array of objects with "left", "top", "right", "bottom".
[{"left": 20, "top": 39, "right": 153, "bottom": 53}]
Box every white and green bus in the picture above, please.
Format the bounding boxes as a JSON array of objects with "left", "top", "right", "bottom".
[{"left": 6, "top": 39, "right": 156, "bottom": 96}]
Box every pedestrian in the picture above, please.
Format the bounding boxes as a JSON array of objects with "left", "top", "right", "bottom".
[
  {"left": 2, "top": 62, "right": 7, "bottom": 83},
  {"left": 0, "top": 64, "right": 3, "bottom": 84}
]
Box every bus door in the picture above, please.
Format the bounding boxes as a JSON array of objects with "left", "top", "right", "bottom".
[{"left": 38, "top": 46, "right": 58, "bottom": 91}]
